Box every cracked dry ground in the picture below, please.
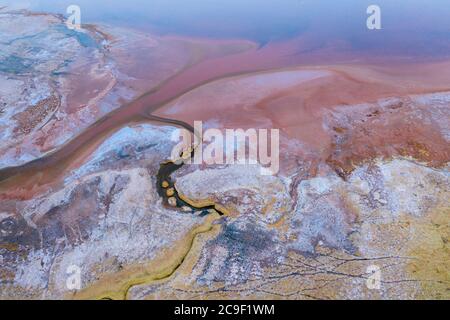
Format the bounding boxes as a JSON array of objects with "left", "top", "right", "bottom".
[{"left": 0, "top": 10, "right": 449, "bottom": 300}]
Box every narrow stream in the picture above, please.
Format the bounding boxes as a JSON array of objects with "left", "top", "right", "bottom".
[
  {"left": 146, "top": 114, "right": 225, "bottom": 216},
  {"left": 156, "top": 161, "right": 221, "bottom": 216}
]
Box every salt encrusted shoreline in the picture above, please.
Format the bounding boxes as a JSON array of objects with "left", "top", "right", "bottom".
[{"left": 0, "top": 10, "right": 449, "bottom": 300}]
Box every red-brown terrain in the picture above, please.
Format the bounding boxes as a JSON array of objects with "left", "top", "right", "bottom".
[{"left": 0, "top": 9, "right": 448, "bottom": 300}]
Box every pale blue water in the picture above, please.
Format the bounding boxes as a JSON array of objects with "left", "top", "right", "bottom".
[{"left": 1, "top": 0, "right": 450, "bottom": 57}]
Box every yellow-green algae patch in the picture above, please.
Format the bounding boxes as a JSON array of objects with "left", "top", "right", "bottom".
[
  {"left": 406, "top": 206, "right": 450, "bottom": 299},
  {"left": 139, "top": 223, "right": 224, "bottom": 300},
  {"left": 68, "top": 213, "right": 221, "bottom": 300}
]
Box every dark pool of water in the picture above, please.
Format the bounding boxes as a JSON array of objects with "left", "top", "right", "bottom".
[{"left": 2, "top": 0, "right": 450, "bottom": 57}]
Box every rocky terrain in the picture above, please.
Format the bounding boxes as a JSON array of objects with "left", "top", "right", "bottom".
[{"left": 0, "top": 10, "right": 449, "bottom": 300}]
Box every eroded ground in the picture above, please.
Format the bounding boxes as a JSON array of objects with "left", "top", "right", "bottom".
[{"left": 0, "top": 10, "right": 449, "bottom": 300}]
